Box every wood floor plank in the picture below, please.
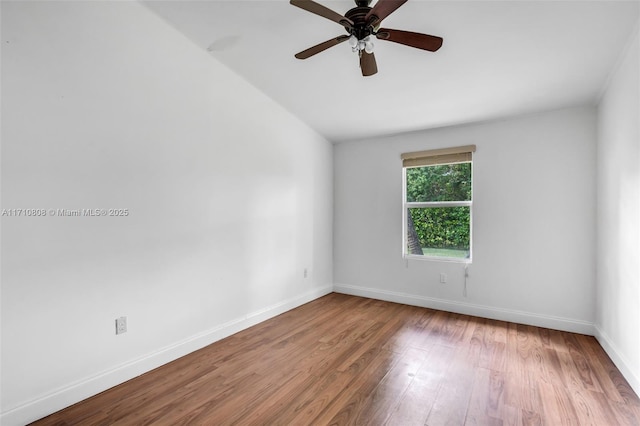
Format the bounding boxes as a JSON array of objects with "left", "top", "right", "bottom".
[
  {"left": 463, "top": 367, "right": 504, "bottom": 426},
  {"left": 504, "top": 323, "right": 544, "bottom": 414},
  {"left": 562, "top": 333, "right": 605, "bottom": 394},
  {"left": 425, "top": 334, "right": 480, "bottom": 425},
  {"left": 539, "top": 346, "right": 568, "bottom": 388},
  {"left": 537, "top": 379, "right": 580, "bottom": 425},
  {"left": 574, "top": 333, "right": 638, "bottom": 406},
  {"left": 384, "top": 342, "right": 455, "bottom": 425},
  {"left": 350, "top": 347, "right": 429, "bottom": 425},
  {"left": 611, "top": 399, "right": 640, "bottom": 425},
  {"left": 380, "top": 305, "right": 433, "bottom": 354},
  {"left": 30, "top": 293, "right": 640, "bottom": 426},
  {"left": 293, "top": 346, "right": 397, "bottom": 425}
]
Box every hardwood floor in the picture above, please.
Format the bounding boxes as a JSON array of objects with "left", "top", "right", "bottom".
[{"left": 32, "top": 293, "right": 640, "bottom": 425}]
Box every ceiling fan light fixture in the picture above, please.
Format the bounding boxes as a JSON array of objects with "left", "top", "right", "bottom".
[
  {"left": 364, "top": 36, "right": 374, "bottom": 53},
  {"left": 350, "top": 35, "right": 374, "bottom": 53}
]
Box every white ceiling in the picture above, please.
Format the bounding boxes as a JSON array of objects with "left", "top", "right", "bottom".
[{"left": 144, "top": 0, "right": 639, "bottom": 142}]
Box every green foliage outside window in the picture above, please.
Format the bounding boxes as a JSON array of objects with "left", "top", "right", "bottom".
[
  {"left": 408, "top": 207, "right": 470, "bottom": 250},
  {"left": 406, "top": 163, "right": 471, "bottom": 202},
  {"left": 406, "top": 163, "right": 471, "bottom": 254}
]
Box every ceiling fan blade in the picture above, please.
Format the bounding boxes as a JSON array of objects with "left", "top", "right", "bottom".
[
  {"left": 360, "top": 52, "right": 378, "bottom": 77},
  {"left": 376, "top": 28, "right": 443, "bottom": 51},
  {"left": 365, "top": 0, "right": 408, "bottom": 26},
  {"left": 290, "top": 0, "right": 353, "bottom": 29},
  {"left": 295, "top": 35, "right": 350, "bottom": 59}
]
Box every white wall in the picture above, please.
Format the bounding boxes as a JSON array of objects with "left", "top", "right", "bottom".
[
  {"left": 334, "top": 107, "right": 597, "bottom": 333},
  {"left": 596, "top": 23, "right": 640, "bottom": 396},
  {"left": 0, "top": 2, "right": 333, "bottom": 424}
]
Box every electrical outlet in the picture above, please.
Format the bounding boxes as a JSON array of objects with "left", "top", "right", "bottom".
[
  {"left": 304, "top": 268, "right": 308, "bottom": 278},
  {"left": 115, "top": 316, "right": 127, "bottom": 335},
  {"left": 440, "top": 273, "right": 447, "bottom": 284}
]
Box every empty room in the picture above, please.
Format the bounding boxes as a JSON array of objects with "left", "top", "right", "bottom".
[{"left": 1, "top": 0, "right": 639, "bottom": 424}]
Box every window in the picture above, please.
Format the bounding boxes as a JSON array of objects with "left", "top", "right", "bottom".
[{"left": 402, "top": 145, "right": 475, "bottom": 262}]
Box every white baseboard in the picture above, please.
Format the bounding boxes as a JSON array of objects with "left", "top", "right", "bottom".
[
  {"left": 594, "top": 326, "right": 640, "bottom": 399},
  {"left": 333, "top": 283, "right": 595, "bottom": 335},
  {"left": 0, "top": 285, "right": 333, "bottom": 426}
]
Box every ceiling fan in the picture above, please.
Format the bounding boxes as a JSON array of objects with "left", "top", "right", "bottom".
[{"left": 290, "top": 0, "right": 443, "bottom": 77}]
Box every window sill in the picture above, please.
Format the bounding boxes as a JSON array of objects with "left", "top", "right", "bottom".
[{"left": 403, "top": 254, "right": 472, "bottom": 264}]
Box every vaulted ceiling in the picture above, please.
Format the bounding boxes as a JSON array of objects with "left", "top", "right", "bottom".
[{"left": 145, "top": 0, "right": 640, "bottom": 142}]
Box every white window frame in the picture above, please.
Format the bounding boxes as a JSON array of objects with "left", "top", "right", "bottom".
[{"left": 402, "top": 161, "right": 473, "bottom": 263}]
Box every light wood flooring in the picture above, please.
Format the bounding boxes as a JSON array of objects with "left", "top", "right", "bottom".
[{"left": 32, "top": 293, "right": 640, "bottom": 425}]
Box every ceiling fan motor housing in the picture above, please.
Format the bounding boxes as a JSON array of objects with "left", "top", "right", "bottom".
[{"left": 345, "top": 6, "right": 376, "bottom": 39}]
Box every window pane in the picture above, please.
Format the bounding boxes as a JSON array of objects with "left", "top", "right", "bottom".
[
  {"left": 406, "top": 163, "right": 471, "bottom": 202},
  {"left": 407, "top": 207, "right": 470, "bottom": 258}
]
